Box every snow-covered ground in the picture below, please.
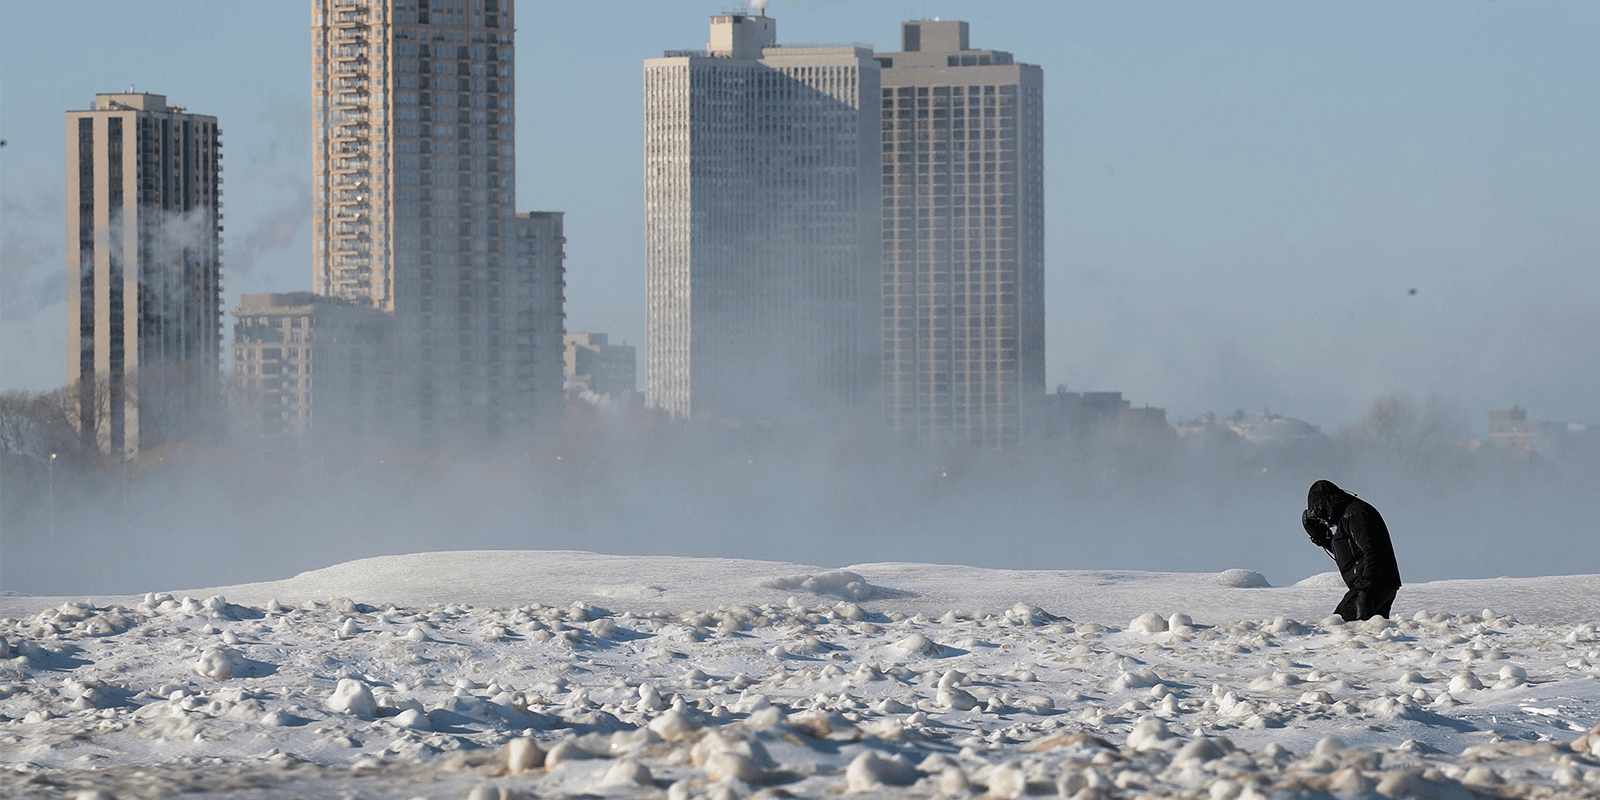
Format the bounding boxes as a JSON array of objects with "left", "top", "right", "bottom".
[{"left": 3, "top": 551, "right": 1599, "bottom": 799}]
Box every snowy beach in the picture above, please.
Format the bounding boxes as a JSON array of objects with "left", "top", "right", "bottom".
[{"left": 3, "top": 551, "right": 1599, "bottom": 798}]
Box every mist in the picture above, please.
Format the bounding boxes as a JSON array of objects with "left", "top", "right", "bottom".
[{"left": 3, "top": 392, "right": 1593, "bottom": 598}]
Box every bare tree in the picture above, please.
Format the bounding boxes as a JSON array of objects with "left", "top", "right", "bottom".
[
  {"left": 0, "top": 386, "right": 87, "bottom": 463},
  {"left": 1341, "top": 393, "right": 1472, "bottom": 479}
]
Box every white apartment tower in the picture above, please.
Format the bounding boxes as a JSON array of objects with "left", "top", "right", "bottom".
[
  {"left": 878, "top": 21, "right": 1045, "bottom": 447},
  {"left": 65, "top": 92, "right": 222, "bottom": 456},
  {"left": 644, "top": 14, "right": 882, "bottom": 421},
  {"left": 311, "top": 0, "right": 564, "bottom": 441}
]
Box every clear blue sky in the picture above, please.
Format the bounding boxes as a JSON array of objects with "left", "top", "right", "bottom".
[{"left": 3, "top": 1, "right": 1596, "bottom": 433}]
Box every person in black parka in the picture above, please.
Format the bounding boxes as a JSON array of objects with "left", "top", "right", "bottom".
[{"left": 1301, "top": 479, "right": 1402, "bottom": 620}]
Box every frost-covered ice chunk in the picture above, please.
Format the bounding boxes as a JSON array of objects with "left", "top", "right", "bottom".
[
  {"left": 1295, "top": 572, "right": 1347, "bottom": 588},
  {"left": 1173, "top": 736, "right": 1231, "bottom": 764},
  {"left": 692, "top": 729, "right": 774, "bottom": 783},
  {"left": 193, "top": 646, "right": 242, "bottom": 679},
  {"left": 648, "top": 708, "right": 698, "bottom": 739},
  {"left": 892, "top": 632, "right": 944, "bottom": 657},
  {"left": 544, "top": 738, "right": 592, "bottom": 768},
  {"left": 1110, "top": 669, "right": 1163, "bottom": 691},
  {"left": 325, "top": 678, "right": 377, "bottom": 719},
  {"left": 985, "top": 761, "right": 1028, "bottom": 798},
  {"left": 1216, "top": 569, "right": 1270, "bottom": 588},
  {"left": 1126, "top": 716, "right": 1179, "bottom": 751},
  {"left": 845, "top": 750, "right": 918, "bottom": 792},
  {"left": 504, "top": 736, "right": 544, "bottom": 774},
  {"left": 603, "top": 758, "right": 652, "bottom": 786},
  {"left": 759, "top": 570, "right": 877, "bottom": 600},
  {"left": 936, "top": 670, "right": 979, "bottom": 710},
  {"left": 393, "top": 707, "right": 431, "bottom": 730},
  {"left": 1129, "top": 612, "right": 1168, "bottom": 633},
  {"left": 1448, "top": 671, "right": 1484, "bottom": 694}
]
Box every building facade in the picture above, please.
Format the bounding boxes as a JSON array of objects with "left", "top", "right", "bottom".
[
  {"left": 644, "top": 13, "right": 883, "bottom": 421},
  {"left": 65, "top": 92, "right": 223, "bottom": 456},
  {"left": 564, "top": 332, "right": 637, "bottom": 396},
  {"left": 509, "top": 211, "right": 568, "bottom": 416},
  {"left": 877, "top": 21, "right": 1045, "bottom": 447},
  {"left": 310, "top": 0, "right": 563, "bottom": 442},
  {"left": 232, "top": 292, "right": 392, "bottom": 440}
]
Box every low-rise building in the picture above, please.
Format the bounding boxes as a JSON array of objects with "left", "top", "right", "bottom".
[
  {"left": 1040, "top": 388, "right": 1172, "bottom": 442},
  {"left": 232, "top": 292, "right": 392, "bottom": 440},
  {"left": 1489, "top": 405, "right": 1597, "bottom": 461},
  {"left": 564, "top": 332, "right": 637, "bottom": 397}
]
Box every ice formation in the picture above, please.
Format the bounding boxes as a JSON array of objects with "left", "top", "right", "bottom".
[{"left": 2, "top": 551, "right": 1598, "bottom": 798}]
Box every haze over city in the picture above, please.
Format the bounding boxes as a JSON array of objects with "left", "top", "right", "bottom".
[
  {"left": 0, "top": 1, "right": 1597, "bottom": 595},
  {"left": 2, "top": 4, "right": 1600, "bottom": 798},
  {"left": 2, "top": 1, "right": 1594, "bottom": 429}
]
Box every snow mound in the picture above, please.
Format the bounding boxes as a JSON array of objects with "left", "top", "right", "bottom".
[
  {"left": 1294, "top": 571, "right": 1348, "bottom": 588},
  {"left": 759, "top": 569, "right": 876, "bottom": 600},
  {"left": 4, "top": 551, "right": 1600, "bottom": 799},
  {"left": 325, "top": 678, "right": 376, "bottom": 719},
  {"left": 590, "top": 584, "right": 665, "bottom": 600},
  {"left": 1128, "top": 612, "right": 1168, "bottom": 633},
  {"left": 193, "top": 646, "right": 242, "bottom": 679},
  {"left": 1216, "top": 569, "right": 1271, "bottom": 588}
]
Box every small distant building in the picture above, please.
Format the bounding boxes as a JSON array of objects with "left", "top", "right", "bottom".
[
  {"left": 1039, "top": 388, "right": 1172, "bottom": 442},
  {"left": 1220, "top": 410, "right": 1326, "bottom": 447},
  {"left": 1489, "top": 405, "right": 1597, "bottom": 461},
  {"left": 1488, "top": 405, "right": 1531, "bottom": 453},
  {"left": 232, "top": 292, "right": 392, "bottom": 439},
  {"left": 1175, "top": 409, "right": 1327, "bottom": 449},
  {"left": 564, "top": 332, "right": 636, "bottom": 397}
]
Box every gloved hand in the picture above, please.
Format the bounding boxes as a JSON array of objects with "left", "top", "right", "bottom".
[
  {"left": 1301, "top": 509, "right": 1332, "bottom": 549},
  {"left": 1353, "top": 590, "right": 1371, "bottom": 620}
]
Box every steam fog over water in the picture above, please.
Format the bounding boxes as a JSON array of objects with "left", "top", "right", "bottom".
[
  {"left": 1, "top": 2, "right": 1596, "bottom": 605},
  {"left": 4, "top": 400, "right": 1592, "bottom": 598}
]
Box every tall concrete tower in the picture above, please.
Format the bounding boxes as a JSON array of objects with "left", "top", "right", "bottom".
[
  {"left": 311, "top": 0, "right": 564, "bottom": 442},
  {"left": 65, "top": 92, "right": 222, "bottom": 455},
  {"left": 878, "top": 21, "right": 1044, "bottom": 447},
  {"left": 643, "top": 13, "right": 882, "bottom": 421}
]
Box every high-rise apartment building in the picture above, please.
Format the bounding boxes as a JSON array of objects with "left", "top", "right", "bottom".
[
  {"left": 310, "top": 0, "right": 563, "bottom": 442},
  {"left": 878, "top": 21, "right": 1044, "bottom": 447},
  {"left": 65, "top": 92, "right": 222, "bottom": 456},
  {"left": 511, "top": 210, "right": 567, "bottom": 416},
  {"left": 644, "top": 13, "right": 882, "bottom": 421}
]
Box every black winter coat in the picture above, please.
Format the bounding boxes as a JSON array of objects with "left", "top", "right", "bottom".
[{"left": 1309, "top": 480, "right": 1402, "bottom": 592}]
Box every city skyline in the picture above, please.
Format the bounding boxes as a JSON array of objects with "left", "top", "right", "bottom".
[{"left": 3, "top": 1, "right": 1597, "bottom": 433}]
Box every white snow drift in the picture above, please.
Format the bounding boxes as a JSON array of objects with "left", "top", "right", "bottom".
[{"left": 2, "top": 550, "right": 1599, "bottom": 799}]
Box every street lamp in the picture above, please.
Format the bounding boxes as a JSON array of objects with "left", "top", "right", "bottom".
[{"left": 48, "top": 452, "right": 57, "bottom": 537}]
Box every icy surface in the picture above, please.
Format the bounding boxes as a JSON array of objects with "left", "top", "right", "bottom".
[{"left": 2, "top": 550, "right": 1599, "bottom": 798}]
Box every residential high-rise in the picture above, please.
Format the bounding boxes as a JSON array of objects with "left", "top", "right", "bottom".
[
  {"left": 511, "top": 211, "right": 567, "bottom": 416},
  {"left": 644, "top": 13, "right": 882, "bottom": 421},
  {"left": 877, "top": 21, "right": 1044, "bottom": 447},
  {"left": 310, "top": 0, "right": 563, "bottom": 442},
  {"left": 65, "top": 92, "right": 222, "bottom": 456}
]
